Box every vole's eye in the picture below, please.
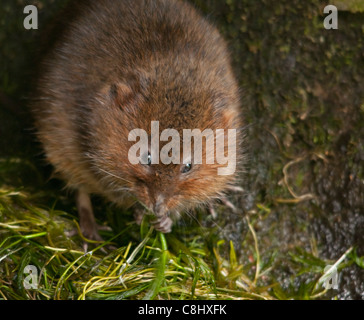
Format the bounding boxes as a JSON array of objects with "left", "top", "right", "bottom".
[
  {"left": 141, "top": 152, "right": 152, "bottom": 165},
  {"left": 181, "top": 163, "right": 192, "bottom": 174}
]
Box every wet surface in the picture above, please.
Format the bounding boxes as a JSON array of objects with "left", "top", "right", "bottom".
[{"left": 191, "top": 0, "right": 364, "bottom": 299}]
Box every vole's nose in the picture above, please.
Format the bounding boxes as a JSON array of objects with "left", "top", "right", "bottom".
[{"left": 153, "top": 195, "right": 167, "bottom": 217}]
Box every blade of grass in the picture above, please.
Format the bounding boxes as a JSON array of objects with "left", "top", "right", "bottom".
[
  {"left": 143, "top": 232, "right": 168, "bottom": 300},
  {"left": 54, "top": 251, "right": 93, "bottom": 300},
  {"left": 246, "top": 217, "right": 260, "bottom": 285}
]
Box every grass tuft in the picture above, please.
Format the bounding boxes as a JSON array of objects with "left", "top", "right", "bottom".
[{"left": 0, "top": 159, "right": 362, "bottom": 300}]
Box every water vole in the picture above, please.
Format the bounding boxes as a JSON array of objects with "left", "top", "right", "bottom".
[{"left": 32, "top": 0, "right": 243, "bottom": 239}]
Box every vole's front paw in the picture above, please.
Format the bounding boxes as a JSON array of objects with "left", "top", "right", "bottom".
[
  {"left": 151, "top": 215, "right": 173, "bottom": 234},
  {"left": 133, "top": 207, "right": 172, "bottom": 233}
]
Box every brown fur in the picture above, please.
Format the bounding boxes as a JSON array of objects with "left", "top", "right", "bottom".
[{"left": 32, "top": 0, "right": 243, "bottom": 234}]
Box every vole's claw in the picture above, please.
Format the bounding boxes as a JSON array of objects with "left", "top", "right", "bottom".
[
  {"left": 151, "top": 216, "right": 173, "bottom": 233},
  {"left": 134, "top": 207, "right": 172, "bottom": 233},
  {"left": 70, "top": 189, "right": 115, "bottom": 253},
  {"left": 66, "top": 223, "right": 110, "bottom": 253}
]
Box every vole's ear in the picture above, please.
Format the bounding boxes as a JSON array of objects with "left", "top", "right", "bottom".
[{"left": 108, "top": 83, "right": 136, "bottom": 111}]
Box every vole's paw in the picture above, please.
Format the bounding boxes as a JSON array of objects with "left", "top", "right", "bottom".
[
  {"left": 80, "top": 220, "right": 105, "bottom": 242},
  {"left": 73, "top": 190, "right": 116, "bottom": 252},
  {"left": 67, "top": 223, "right": 114, "bottom": 253},
  {"left": 151, "top": 215, "right": 173, "bottom": 234}
]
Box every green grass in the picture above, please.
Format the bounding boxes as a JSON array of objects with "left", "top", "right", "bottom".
[{"left": 0, "top": 158, "right": 361, "bottom": 300}]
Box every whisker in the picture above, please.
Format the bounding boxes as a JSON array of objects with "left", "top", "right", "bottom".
[
  {"left": 98, "top": 168, "right": 132, "bottom": 185},
  {"left": 183, "top": 208, "right": 206, "bottom": 230},
  {"left": 208, "top": 219, "right": 225, "bottom": 232}
]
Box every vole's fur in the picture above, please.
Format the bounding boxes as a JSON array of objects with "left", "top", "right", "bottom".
[{"left": 33, "top": 0, "right": 243, "bottom": 238}]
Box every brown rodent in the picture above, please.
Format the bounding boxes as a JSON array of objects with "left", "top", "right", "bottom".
[{"left": 32, "top": 0, "right": 243, "bottom": 239}]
